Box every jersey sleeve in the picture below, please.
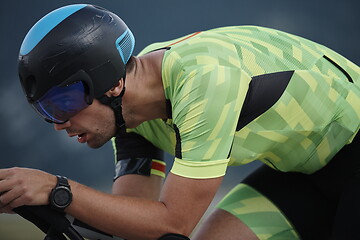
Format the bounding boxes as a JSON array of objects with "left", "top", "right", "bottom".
[
  {"left": 165, "top": 55, "right": 251, "bottom": 179},
  {"left": 112, "top": 132, "right": 166, "bottom": 180}
]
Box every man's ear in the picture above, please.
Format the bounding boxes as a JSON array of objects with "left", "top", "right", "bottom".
[{"left": 105, "top": 78, "right": 124, "bottom": 97}]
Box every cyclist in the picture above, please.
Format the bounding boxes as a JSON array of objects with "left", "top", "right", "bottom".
[{"left": 0, "top": 3, "right": 359, "bottom": 240}]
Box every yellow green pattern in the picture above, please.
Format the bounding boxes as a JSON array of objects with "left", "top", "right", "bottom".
[
  {"left": 128, "top": 25, "right": 360, "bottom": 178},
  {"left": 217, "top": 183, "right": 301, "bottom": 240}
]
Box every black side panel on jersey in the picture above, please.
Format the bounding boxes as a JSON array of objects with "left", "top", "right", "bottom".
[
  {"left": 114, "top": 132, "right": 164, "bottom": 179},
  {"left": 115, "top": 132, "right": 163, "bottom": 160},
  {"left": 173, "top": 124, "right": 182, "bottom": 159},
  {"left": 236, "top": 71, "right": 293, "bottom": 131}
]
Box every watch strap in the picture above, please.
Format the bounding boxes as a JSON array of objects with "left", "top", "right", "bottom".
[{"left": 56, "top": 175, "right": 71, "bottom": 189}]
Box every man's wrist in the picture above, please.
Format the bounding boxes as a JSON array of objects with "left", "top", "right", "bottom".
[{"left": 49, "top": 175, "right": 73, "bottom": 211}]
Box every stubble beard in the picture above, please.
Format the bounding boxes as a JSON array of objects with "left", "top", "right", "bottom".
[
  {"left": 87, "top": 117, "right": 117, "bottom": 149},
  {"left": 87, "top": 131, "right": 114, "bottom": 149}
]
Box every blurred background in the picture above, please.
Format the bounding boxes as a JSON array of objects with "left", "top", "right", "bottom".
[{"left": 1, "top": 0, "right": 359, "bottom": 239}]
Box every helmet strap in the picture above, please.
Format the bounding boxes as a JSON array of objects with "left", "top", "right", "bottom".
[{"left": 98, "top": 86, "right": 126, "bottom": 134}]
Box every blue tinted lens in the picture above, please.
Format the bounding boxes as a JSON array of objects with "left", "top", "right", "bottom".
[{"left": 32, "top": 81, "right": 89, "bottom": 123}]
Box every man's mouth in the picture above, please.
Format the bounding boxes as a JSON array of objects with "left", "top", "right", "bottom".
[{"left": 77, "top": 133, "right": 87, "bottom": 143}]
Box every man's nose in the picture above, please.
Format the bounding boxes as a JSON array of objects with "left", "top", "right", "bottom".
[{"left": 54, "top": 121, "right": 71, "bottom": 131}]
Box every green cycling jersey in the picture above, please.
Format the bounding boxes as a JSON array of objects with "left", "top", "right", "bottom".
[{"left": 119, "top": 25, "right": 360, "bottom": 179}]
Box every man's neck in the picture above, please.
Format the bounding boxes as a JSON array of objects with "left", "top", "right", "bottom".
[{"left": 122, "top": 49, "right": 167, "bottom": 128}]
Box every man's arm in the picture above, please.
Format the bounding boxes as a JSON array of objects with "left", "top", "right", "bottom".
[
  {"left": 68, "top": 172, "right": 223, "bottom": 239},
  {"left": 0, "top": 167, "right": 222, "bottom": 239},
  {"left": 112, "top": 174, "right": 163, "bottom": 200},
  {"left": 111, "top": 132, "right": 166, "bottom": 200}
]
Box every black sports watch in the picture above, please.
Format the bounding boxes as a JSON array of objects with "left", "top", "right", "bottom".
[{"left": 49, "top": 175, "right": 73, "bottom": 211}]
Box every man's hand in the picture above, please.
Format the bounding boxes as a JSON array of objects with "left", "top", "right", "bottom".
[{"left": 0, "top": 167, "right": 57, "bottom": 213}]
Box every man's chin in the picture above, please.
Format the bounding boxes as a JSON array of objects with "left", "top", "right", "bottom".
[
  {"left": 86, "top": 140, "right": 106, "bottom": 149},
  {"left": 86, "top": 136, "right": 113, "bottom": 149}
]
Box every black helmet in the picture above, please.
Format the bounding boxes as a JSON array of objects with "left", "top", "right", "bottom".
[{"left": 18, "top": 4, "right": 135, "bottom": 125}]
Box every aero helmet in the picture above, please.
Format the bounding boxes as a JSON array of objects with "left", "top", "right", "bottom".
[{"left": 18, "top": 4, "right": 135, "bottom": 129}]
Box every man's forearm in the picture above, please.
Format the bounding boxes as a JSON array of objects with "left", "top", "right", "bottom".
[
  {"left": 0, "top": 167, "right": 221, "bottom": 240},
  {"left": 67, "top": 180, "right": 183, "bottom": 240}
]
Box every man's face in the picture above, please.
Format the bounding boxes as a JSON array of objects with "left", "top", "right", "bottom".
[{"left": 54, "top": 99, "right": 117, "bottom": 149}]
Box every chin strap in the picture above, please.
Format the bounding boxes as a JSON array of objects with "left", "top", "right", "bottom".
[{"left": 98, "top": 86, "right": 127, "bottom": 134}]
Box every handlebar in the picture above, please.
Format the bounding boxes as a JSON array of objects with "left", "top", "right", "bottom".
[
  {"left": 14, "top": 205, "right": 84, "bottom": 240},
  {"left": 13, "top": 205, "right": 189, "bottom": 240}
]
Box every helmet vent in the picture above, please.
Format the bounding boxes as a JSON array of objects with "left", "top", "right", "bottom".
[
  {"left": 23, "top": 75, "right": 37, "bottom": 98},
  {"left": 116, "top": 29, "right": 135, "bottom": 64}
]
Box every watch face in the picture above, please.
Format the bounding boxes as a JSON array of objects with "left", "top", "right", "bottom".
[{"left": 54, "top": 187, "right": 71, "bottom": 207}]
